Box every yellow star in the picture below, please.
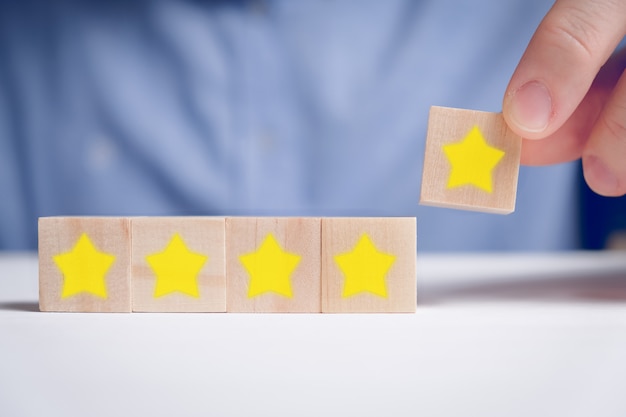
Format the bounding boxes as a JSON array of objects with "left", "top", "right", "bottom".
[
  {"left": 239, "top": 234, "right": 301, "bottom": 298},
  {"left": 53, "top": 233, "right": 115, "bottom": 299},
  {"left": 443, "top": 125, "right": 505, "bottom": 193},
  {"left": 146, "top": 233, "right": 208, "bottom": 298},
  {"left": 334, "top": 234, "right": 396, "bottom": 298}
]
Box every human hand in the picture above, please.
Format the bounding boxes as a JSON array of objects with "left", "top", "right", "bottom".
[{"left": 502, "top": 0, "right": 626, "bottom": 196}]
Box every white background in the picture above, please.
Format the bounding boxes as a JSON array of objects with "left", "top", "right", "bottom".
[{"left": 1, "top": 252, "right": 626, "bottom": 417}]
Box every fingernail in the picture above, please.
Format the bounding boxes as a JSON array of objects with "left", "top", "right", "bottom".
[
  {"left": 583, "top": 155, "right": 619, "bottom": 196},
  {"left": 508, "top": 81, "right": 552, "bottom": 133}
]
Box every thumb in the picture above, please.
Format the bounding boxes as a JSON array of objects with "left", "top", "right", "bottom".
[{"left": 503, "top": 0, "right": 626, "bottom": 140}]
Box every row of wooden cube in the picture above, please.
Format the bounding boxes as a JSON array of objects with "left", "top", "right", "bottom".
[{"left": 39, "top": 217, "right": 416, "bottom": 313}]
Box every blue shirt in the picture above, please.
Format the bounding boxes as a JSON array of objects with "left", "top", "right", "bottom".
[{"left": 0, "top": 0, "right": 577, "bottom": 250}]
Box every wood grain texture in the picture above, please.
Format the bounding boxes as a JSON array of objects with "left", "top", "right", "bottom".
[
  {"left": 321, "top": 217, "right": 416, "bottom": 313},
  {"left": 38, "top": 217, "right": 131, "bottom": 312},
  {"left": 226, "top": 217, "right": 321, "bottom": 313},
  {"left": 131, "top": 217, "right": 226, "bottom": 312},
  {"left": 420, "top": 106, "right": 522, "bottom": 214}
]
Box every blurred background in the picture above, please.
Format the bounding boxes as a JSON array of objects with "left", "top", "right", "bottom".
[{"left": 0, "top": 0, "right": 624, "bottom": 251}]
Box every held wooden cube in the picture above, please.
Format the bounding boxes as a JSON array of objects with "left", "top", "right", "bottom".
[
  {"left": 321, "top": 217, "right": 416, "bottom": 313},
  {"left": 131, "top": 217, "right": 226, "bottom": 312},
  {"left": 226, "top": 217, "right": 321, "bottom": 313},
  {"left": 420, "top": 106, "right": 522, "bottom": 214},
  {"left": 38, "top": 217, "right": 131, "bottom": 312}
]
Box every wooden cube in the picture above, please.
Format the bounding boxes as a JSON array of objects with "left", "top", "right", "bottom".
[
  {"left": 321, "top": 217, "right": 416, "bottom": 313},
  {"left": 420, "top": 106, "right": 522, "bottom": 214},
  {"left": 226, "top": 217, "right": 321, "bottom": 313},
  {"left": 131, "top": 217, "right": 226, "bottom": 312},
  {"left": 38, "top": 217, "right": 131, "bottom": 312}
]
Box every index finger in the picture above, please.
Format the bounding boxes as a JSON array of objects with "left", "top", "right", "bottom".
[{"left": 503, "top": 0, "right": 626, "bottom": 140}]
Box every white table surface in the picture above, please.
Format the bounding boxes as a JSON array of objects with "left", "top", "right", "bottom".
[{"left": 1, "top": 251, "right": 626, "bottom": 417}]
